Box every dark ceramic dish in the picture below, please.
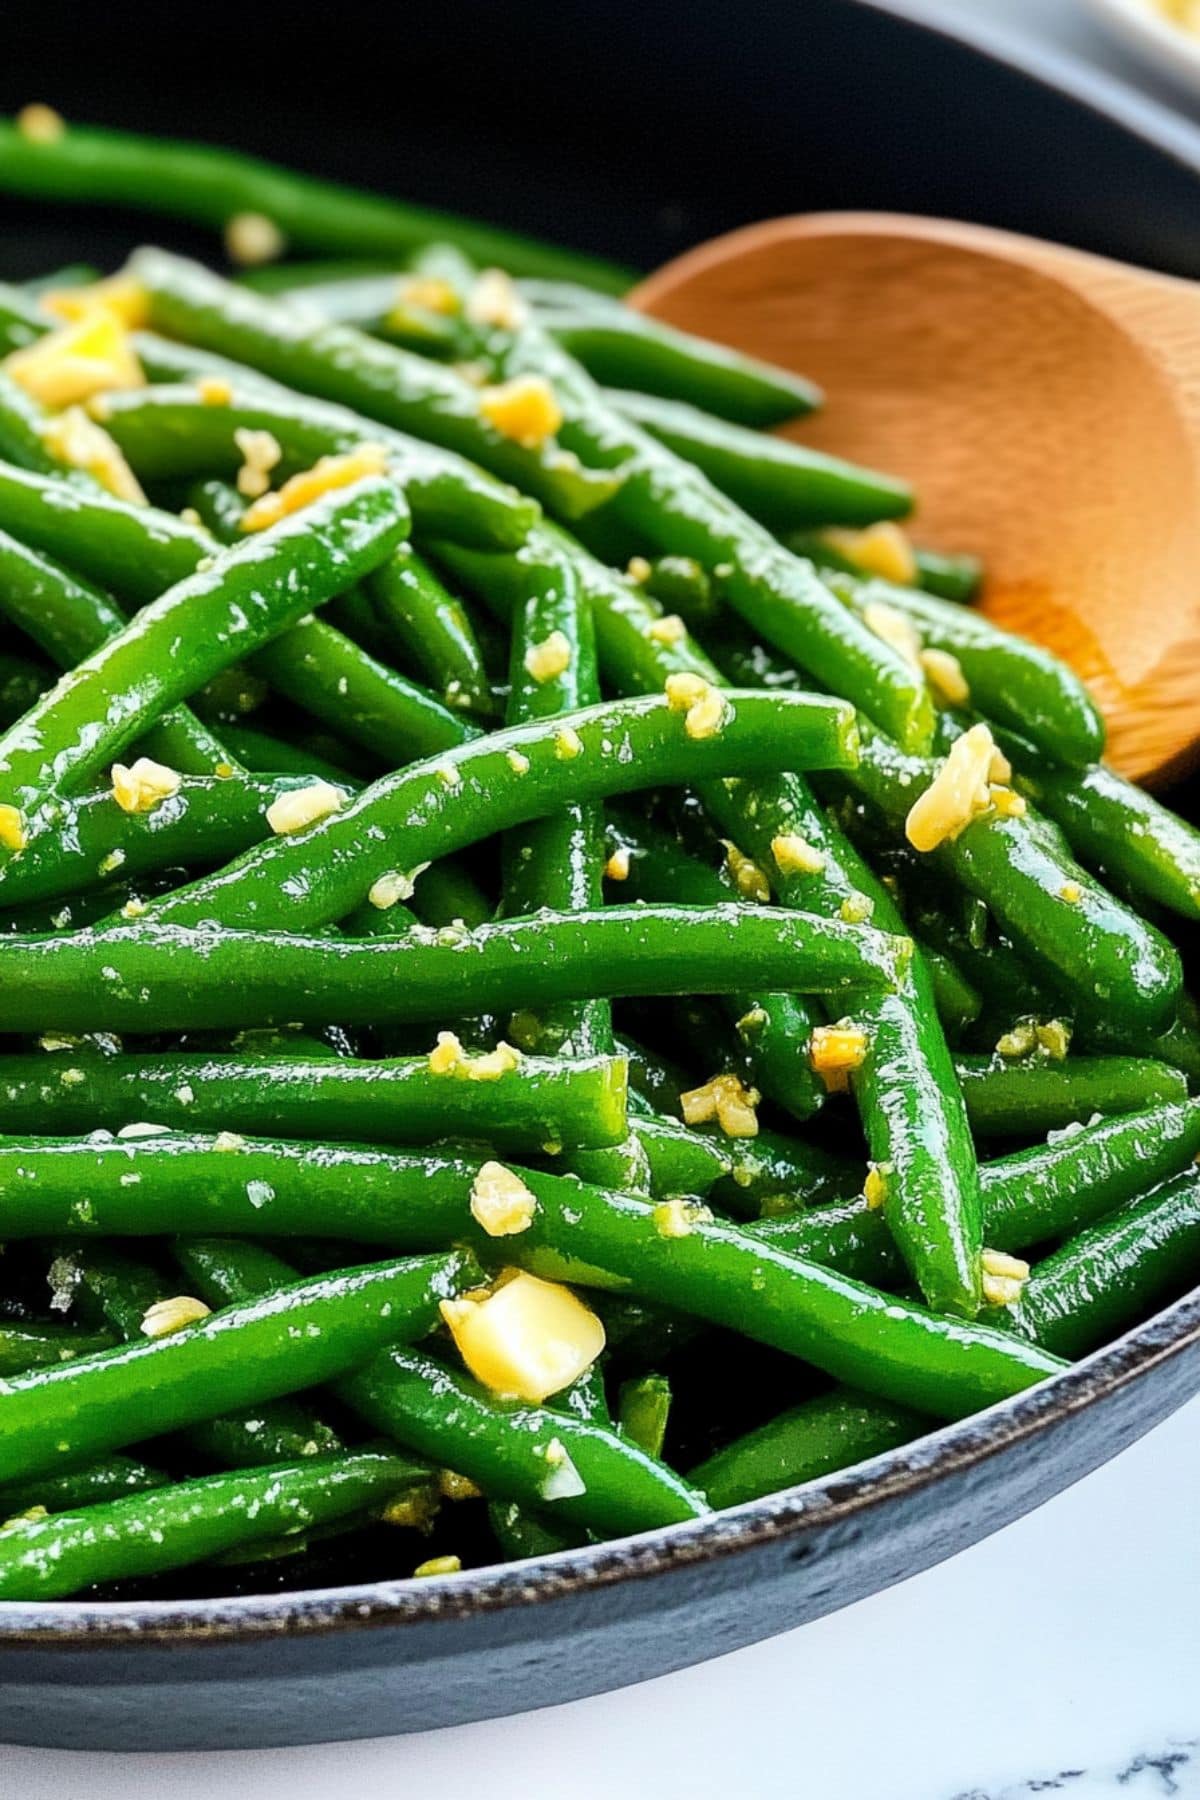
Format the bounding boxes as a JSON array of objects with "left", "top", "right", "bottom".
[{"left": 0, "top": 0, "right": 1198, "bottom": 1751}]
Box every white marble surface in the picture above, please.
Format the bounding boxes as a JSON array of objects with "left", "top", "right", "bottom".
[{"left": 11, "top": 3, "right": 1200, "bottom": 1793}]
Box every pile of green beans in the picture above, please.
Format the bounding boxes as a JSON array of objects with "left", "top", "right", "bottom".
[{"left": 0, "top": 114, "right": 1194, "bottom": 1602}]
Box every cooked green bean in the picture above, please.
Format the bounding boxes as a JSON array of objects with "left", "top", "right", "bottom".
[
  {"left": 954, "top": 1052, "right": 1188, "bottom": 1137},
  {"left": 690, "top": 1388, "right": 923, "bottom": 1508},
  {"left": 0, "top": 1321, "right": 116, "bottom": 1377},
  {"left": 0, "top": 1455, "right": 168, "bottom": 1522}
]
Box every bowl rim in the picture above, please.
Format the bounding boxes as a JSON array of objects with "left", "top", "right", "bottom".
[{"left": 1, "top": 1282, "right": 1198, "bottom": 1647}]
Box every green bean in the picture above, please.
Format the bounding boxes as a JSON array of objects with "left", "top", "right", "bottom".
[
  {"left": 618, "top": 1033, "right": 694, "bottom": 1118},
  {"left": 689, "top": 1388, "right": 923, "bottom": 1508},
  {"left": 1009, "top": 751, "right": 1200, "bottom": 924},
  {"left": 175, "top": 1239, "right": 708, "bottom": 1540},
  {"left": 0, "top": 119, "right": 632, "bottom": 290},
  {"left": 129, "top": 250, "right": 617, "bottom": 520},
  {"left": 625, "top": 1117, "right": 731, "bottom": 1198},
  {"left": 1006, "top": 1165, "right": 1200, "bottom": 1359},
  {"left": 0, "top": 1321, "right": 116, "bottom": 1377},
  {"left": 954, "top": 1053, "right": 1188, "bottom": 1137},
  {"left": 0, "top": 1049, "right": 628, "bottom": 1151},
  {"left": 0, "top": 652, "right": 48, "bottom": 728},
  {"left": 607, "top": 808, "right": 824, "bottom": 1121},
  {"left": 912, "top": 548, "right": 982, "bottom": 603},
  {"left": 922, "top": 945, "right": 982, "bottom": 1039},
  {"left": 367, "top": 549, "right": 493, "bottom": 716},
  {"left": 0, "top": 1250, "right": 469, "bottom": 1485},
  {"left": 0, "top": 1450, "right": 432, "bottom": 1601},
  {"left": 138, "top": 688, "right": 859, "bottom": 933},
  {"left": 608, "top": 388, "right": 911, "bottom": 526},
  {"left": 618, "top": 1375, "right": 672, "bottom": 1460},
  {"left": 0, "top": 902, "right": 906, "bottom": 1035},
  {"left": 825, "top": 570, "right": 1105, "bottom": 767},
  {"left": 0, "top": 477, "right": 405, "bottom": 825},
  {"left": 217, "top": 721, "right": 361, "bottom": 784},
  {"left": 0, "top": 1455, "right": 168, "bottom": 1522},
  {"left": 710, "top": 1130, "right": 860, "bottom": 1219},
  {"left": 0, "top": 366, "right": 79, "bottom": 475}
]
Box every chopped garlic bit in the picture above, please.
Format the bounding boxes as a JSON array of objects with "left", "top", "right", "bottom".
[
  {"left": 40, "top": 405, "right": 145, "bottom": 503},
  {"left": 506, "top": 749, "right": 530, "bottom": 775},
  {"left": 680, "top": 1071, "right": 760, "bottom": 1138},
  {"left": 110, "top": 756, "right": 182, "bottom": 815},
  {"left": 1036, "top": 1018, "right": 1072, "bottom": 1061},
  {"left": 809, "top": 1020, "right": 869, "bottom": 1092},
  {"left": 440, "top": 1269, "right": 605, "bottom": 1403},
  {"left": 141, "top": 1295, "right": 211, "bottom": 1339},
  {"left": 213, "top": 1131, "right": 246, "bottom": 1153},
  {"left": 427, "top": 1030, "right": 521, "bottom": 1082},
  {"left": 396, "top": 274, "right": 462, "bottom": 318},
  {"left": 5, "top": 312, "right": 145, "bottom": 408},
  {"left": 465, "top": 268, "right": 527, "bottom": 331},
  {"left": 197, "top": 374, "right": 233, "bottom": 406},
  {"left": 605, "top": 846, "right": 631, "bottom": 882},
  {"left": 413, "top": 1554, "right": 462, "bottom": 1578},
  {"left": 540, "top": 1437, "right": 587, "bottom": 1502},
  {"left": 240, "top": 443, "right": 390, "bottom": 532},
  {"left": 825, "top": 522, "right": 917, "bottom": 586},
  {"left": 771, "top": 832, "right": 825, "bottom": 876},
  {"left": 523, "top": 629, "right": 572, "bottom": 684},
  {"left": 864, "top": 1160, "right": 893, "bottom": 1211},
  {"left": 722, "top": 839, "right": 770, "bottom": 903},
  {"left": 16, "top": 103, "right": 65, "bottom": 144},
  {"left": 233, "top": 426, "right": 283, "bottom": 500},
  {"left": 1060, "top": 880, "right": 1083, "bottom": 905},
  {"left": 920, "top": 646, "right": 970, "bottom": 706},
  {"left": 554, "top": 725, "right": 583, "bottom": 760},
  {"left": 43, "top": 272, "right": 149, "bottom": 331},
  {"left": 981, "top": 1247, "right": 1030, "bottom": 1308},
  {"left": 368, "top": 865, "right": 427, "bottom": 910},
  {"left": 626, "top": 555, "right": 652, "bottom": 584},
  {"left": 478, "top": 374, "right": 562, "bottom": 447},
  {"left": 265, "top": 780, "right": 346, "bottom": 836},
  {"left": 905, "top": 723, "right": 1004, "bottom": 853},
  {"left": 438, "top": 1469, "right": 482, "bottom": 1502},
  {"left": 647, "top": 612, "right": 685, "bottom": 645},
  {"left": 989, "top": 784, "right": 1027, "bottom": 819},
  {"left": 995, "top": 1019, "right": 1037, "bottom": 1059},
  {"left": 863, "top": 598, "right": 921, "bottom": 670},
  {"left": 469, "top": 1160, "right": 537, "bottom": 1237},
  {"left": 0, "top": 804, "right": 27, "bottom": 853},
  {"left": 839, "top": 891, "right": 875, "bottom": 924},
  {"left": 224, "top": 211, "right": 286, "bottom": 267},
  {"left": 652, "top": 1197, "right": 714, "bottom": 1239},
  {"left": 664, "top": 670, "right": 728, "bottom": 741}
]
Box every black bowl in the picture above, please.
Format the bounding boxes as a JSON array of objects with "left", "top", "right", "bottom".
[{"left": 1, "top": 0, "right": 1198, "bottom": 1751}]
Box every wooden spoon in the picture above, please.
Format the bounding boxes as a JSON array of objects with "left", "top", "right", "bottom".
[{"left": 631, "top": 213, "right": 1200, "bottom": 786}]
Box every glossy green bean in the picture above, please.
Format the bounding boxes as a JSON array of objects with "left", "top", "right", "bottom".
[
  {"left": 608, "top": 387, "right": 911, "bottom": 525},
  {"left": 0, "top": 652, "right": 48, "bottom": 728},
  {"left": 954, "top": 1053, "right": 1188, "bottom": 1137},
  {"left": 0, "top": 1251, "right": 468, "bottom": 1485},
  {"left": 618, "top": 1375, "right": 672, "bottom": 1460},
  {"left": 689, "top": 1388, "right": 923, "bottom": 1508},
  {"left": 0, "top": 1050, "right": 629, "bottom": 1151},
  {"left": 0, "top": 1450, "right": 431, "bottom": 1601},
  {"left": 367, "top": 548, "right": 493, "bottom": 716},
  {"left": 0, "top": 1455, "right": 168, "bottom": 1522},
  {"left": 0, "top": 1321, "right": 116, "bottom": 1377}
]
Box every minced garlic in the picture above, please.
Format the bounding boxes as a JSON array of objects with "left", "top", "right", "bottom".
[
  {"left": 412, "top": 1555, "right": 462, "bottom": 1578},
  {"left": 605, "top": 846, "right": 631, "bottom": 881},
  {"left": 16, "top": 103, "right": 65, "bottom": 144},
  {"left": 368, "top": 865, "right": 427, "bottom": 910},
  {"left": 824, "top": 521, "right": 917, "bottom": 586},
  {"left": 43, "top": 273, "right": 149, "bottom": 331},
  {"left": 0, "top": 804, "right": 27, "bottom": 852},
  {"left": 905, "top": 722, "right": 1003, "bottom": 853},
  {"left": 1036, "top": 1019, "right": 1072, "bottom": 1060},
  {"left": 438, "top": 1469, "right": 482, "bottom": 1502},
  {"left": 427, "top": 1031, "right": 521, "bottom": 1081},
  {"left": 863, "top": 598, "right": 921, "bottom": 669},
  {"left": 920, "top": 647, "right": 970, "bottom": 707},
  {"left": 240, "top": 443, "right": 390, "bottom": 531},
  {"left": 722, "top": 839, "right": 770, "bottom": 903},
  {"left": 680, "top": 1071, "right": 760, "bottom": 1138},
  {"left": 233, "top": 427, "right": 282, "bottom": 500},
  {"left": 141, "top": 1295, "right": 211, "bottom": 1338},
  {"left": 506, "top": 749, "right": 530, "bottom": 775},
  {"left": 647, "top": 612, "right": 686, "bottom": 645},
  {"left": 1059, "top": 881, "right": 1083, "bottom": 905},
  {"left": 981, "top": 1248, "right": 1030, "bottom": 1308},
  {"left": 478, "top": 374, "right": 562, "bottom": 447},
  {"left": 864, "top": 1161, "right": 893, "bottom": 1211},
  {"left": 6, "top": 312, "right": 145, "bottom": 408},
  {"left": 771, "top": 833, "right": 825, "bottom": 876},
  {"left": 440, "top": 1269, "right": 605, "bottom": 1403},
  {"left": 652, "top": 1197, "right": 713, "bottom": 1239},
  {"left": 554, "top": 726, "right": 583, "bottom": 760},
  {"left": 469, "top": 1161, "right": 537, "bottom": 1237},
  {"left": 110, "top": 756, "right": 182, "bottom": 815},
  {"left": 839, "top": 892, "right": 875, "bottom": 924},
  {"left": 626, "top": 555, "right": 652, "bottom": 584},
  {"left": 197, "top": 374, "right": 233, "bottom": 406},
  {"left": 40, "top": 406, "right": 146, "bottom": 503},
  {"left": 224, "top": 211, "right": 286, "bottom": 267},
  {"left": 809, "top": 1020, "right": 869, "bottom": 1092},
  {"left": 989, "top": 784, "right": 1027, "bottom": 819},
  {"left": 523, "top": 629, "right": 572, "bottom": 683},
  {"left": 664, "top": 670, "right": 728, "bottom": 740},
  {"left": 265, "top": 780, "right": 346, "bottom": 836},
  {"left": 396, "top": 275, "right": 462, "bottom": 318},
  {"left": 995, "top": 1020, "right": 1038, "bottom": 1059},
  {"left": 465, "top": 268, "right": 527, "bottom": 331}
]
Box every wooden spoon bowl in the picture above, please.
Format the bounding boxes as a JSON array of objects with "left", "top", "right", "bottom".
[{"left": 632, "top": 213, "right": 1200, "bottom": 785}]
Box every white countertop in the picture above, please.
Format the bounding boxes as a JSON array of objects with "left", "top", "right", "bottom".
[{"left": 12, "top": 3, "right": 1200, "bottom": 1793}]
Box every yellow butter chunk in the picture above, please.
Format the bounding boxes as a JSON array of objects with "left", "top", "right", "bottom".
[
  {"left": 825, "top": 521, "right": 917, "bottom": 586},
  {"left": 440, "top": 1270, "right": 605, "bottom": 1403},
  {"left": 523, "top": 629, "right": 572, "bottom": 683},
  {"left": 905, "top": 722, "right": 1002, "bottom": 853},
  {"left": 43, "top": 272, "right": 149, "bottom": 331},
  {"left": 110, "top": 757, "right": 182, "bottom": 815},
  {"left": 395, "top": 275, "right": 462, "bottom": 318},
  {"left": 465, "top": 268, "right": 527, "bottom": 331},
  {"left": 469, "top": 1161, "right": 537, "bottom": 1237},
  {"left": 808, "top": 1020, "right": 869, "bottom": 1092},
  {"left": 920, "top": 647, "right": 970, "bottom": 707},
  {"left": 771, "top": 833, "right": 825, "bottom": 876},
  {"left": 6, "top": 312, "right": 145, "bottom": 409},
  {"left": 224, "top": 211, "right": 286, "bottom": 267},
  {"left": 41, "top": 406, "right": 146, "bottom": 503},
  {"left": 240, "top": 444, "right": 390, "bottom": 531},
  {"left": 265, "top": 780, "right": 347, "bottom": 836},
  {"left": 478, "top": 374, "right": 562, "bottom": 447},
  {"left": 981, "top": 1248, "right": 1030, "bottom": 1309},
  {"left": 664, "top": 670, "right": 728, "bottom": 740},
  {"left": 141, "top": 1295, "right": 211, "bottom": 1338},
  {"left": 680, "top": 1071, "right": 761, "bottom": 1138},
  {"left": 0, "top": 804, "right": 27, "bottom": 852}
]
